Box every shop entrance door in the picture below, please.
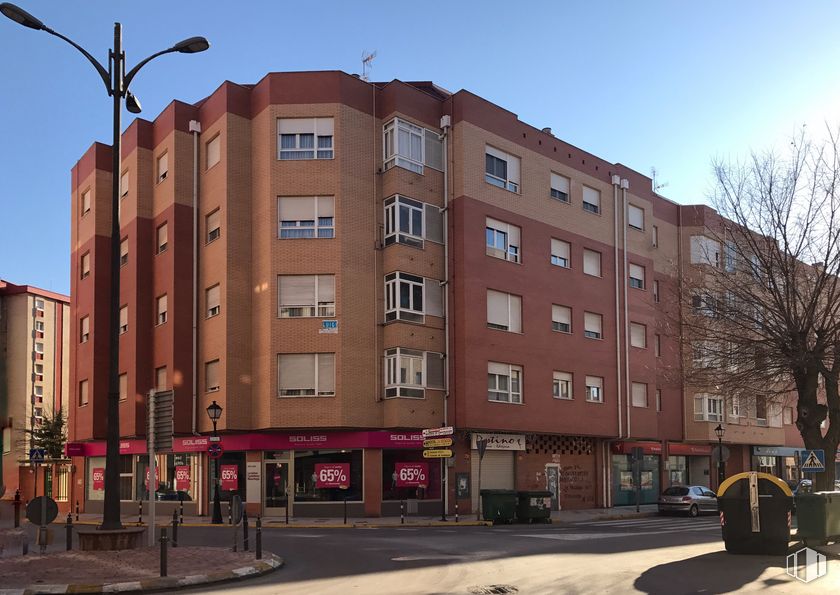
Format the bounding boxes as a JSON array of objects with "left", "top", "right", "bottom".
[{"left": 264, "top": 462, "right": 290, "bottom": 517}]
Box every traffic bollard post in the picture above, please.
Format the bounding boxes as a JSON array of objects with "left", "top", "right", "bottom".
[
  {"left": 159, "top": 528, "right": 168, "bottom": 577},
  {"left": 75, "top": 499, "right": 80, "bottom": 522},
  {"left": 13, "top": 489, "right": 21, "bottom": 528},
  {"left": 66, "top": 513, "right": 73, "bottom": 551},
  {"left": 455, "top": 502, "right": 459, "bottom": 523},
  {"left": 228, "top": 502, "right": 232, "bottom": 525},
  {"left": 400, "top": 500, "right": 405, "bottom": 525},
  {"left": 171, "top": 509, "right": 178, "bottom": 548},
  {"left": 138, "top": 500, "right": 143, "bottom": 524},
  {"left": 256, "top": 515, "right": 262, "bottom": 560},
  {"left": 179, "top": 494, "right": 184, "bottom": 524},
  {"left": 344, "top": 497, "right": 348, "bottom": 525},
  {"left": 243, "top": 510, "right": 249, "bottom": 551}
]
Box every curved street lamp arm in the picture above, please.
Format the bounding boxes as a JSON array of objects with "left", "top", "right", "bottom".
[
  {"left": 41, "top": 25, "right": 110, "bottom": 94},
  {"left": 124, "top": 47, "right": 177, "bottom": 93}
]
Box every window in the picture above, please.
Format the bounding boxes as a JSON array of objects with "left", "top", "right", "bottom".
[
  {"left": 81, "top": 189, "right": 91, "bottom": 216},
  {"left": 80, "top": 316, "right": 90, "bottom": 343},
  {"left": 383, "top": 118, "right": 424, "bottom": 173},
  {"left": 552, "top": 304, "right": 572, "bottom": 333},
  {"left": 155, "top": 366, "right": 167, "bottom": 391},
  {"left": 486, "top": 290, "right": 522, "bottom": 332},
  {"left": 120, "top": 238, "right": 128, "bottom": 266},
  {"left": 693, "top": 394, "right": 723, "bottom": 422},
  {"left": 628, "top": 204, "right": 644, "bottom": 230},
  {"left": 119, "top": 373, "right": 127, "bottom": 401},
  {"left": 629, "top": 263, "right": 645, "bottom": 289},
  {"left": 692, "top": 341, "right": 713, "bottom": 368},
  {"left": 585, "top": 376, "right": 603, "bottom": 402},
  {"left": 156, "top": 223, "right": 168, "bottom": 254},
  {"left": 278, "top": 118, "right": 334, "bottom": 160},
  {"left": 630, "top": 322, "right": 646, "bottom": 348},
  {"left": 35, "top": 298, "right": 45, "bottom": 312},
  {"left": 35, "top": 320, "right": 44, "bottom": 333},
  {"left": 584, "top": 312, "right": 602, "bottom": 339},
  {"left": 119, "top": 306, "right": 128, "bottom": 334},
  {"left": 553, "top": 371, "right": 573, "bottom": 400},
  {"left": 384, "top": 348, "right": 441, "bottom": 399},
  {"left": 384, "top": 195, "right": 423, "bottom": 248},
  {"left": 485, "top": 146, "right": 520, "bottom": 192},
  {"left": 654, "top": 334, "right": 661, "bottom": 357},
  {"left": 206, "top": 209, "right": 221, "bottom": 243},
  {"left": 755, "top": 396, "right": 768, "bottom": 426},
  {"left": 205, "top": 360, "right": 220, "bottom": 392},
  {"left": 656, "top": 389, "right": 662, "bottom": 412},
  {"left": 487, "top": 362, "right": 522, "bottom": 403},
  {"left": 631, "top": 382, "right": 648, "bottom": 407},
  {"left": 206, "top": 284, "right": 220, "bottom": 318},
  {"left": 425, "top": 129, "right": 443, "bottom": 170},
  {"left": 652, "top": 225, "right": 659, "bottom": 248},
  {"left": 79, "top": 379, "right": 89, "bottom": 406},
  {"left": 385, "top": 272, "right": 424, "bottom": 323},
  {"left": 80, "top": 252, "right": 90, "bottom": 279},
  {"left": 206, "top": 135, "right": 221, "bottom": 169},
  {"left": 485, "top": 217, "right": 520, "bottom": 263},
  {"left": 728, "top": 395, "right": 741, "bottom": 420},
  {"left": 157, "top": 152, "right": 169, "bottom": 182},
  {"left": 278, "top": 196, "right": 335, "bottom": 239},
  {"left": 783, "top": 407, "right": 793, "bottom": 425},
  {"left": 278, "top": 275, "right": 335, "bottom": 318},
  {"left": 120, "top": 171, "right": 129, "bottom": 197},
  {"left": 34, "top": 363, "right": 43, "bottom": 380},
  {"left": 34, "top": 342, "right": 44, "bottom": 354},
  {"left": 692, "top": 293, "right": 717, "bottom": 317},
  {"left": 690, "top": 235, "right": 720, "bottom": 267},
  {"left": 278, "top": 353, "right": 335, "bottom": 396},
  {"left": 582, "top": 186, "right": 600, "bottom": 214},
  {"left": 551, "top": 239, "right": 570, "bottom": 268},
  {"left": 550, "top": 173, "right": 570, "bottom": 202},
  {"left": 156, "top": 294, "right": 168, "bottom": 325},
  {"left": 583, "top": 249, "right": 601, "bottom": 277},
  {"left": 653, "top": 280, "right": 660, "bottom": 303},
  {"left": 34, "top": 385, "right": 43, "bottom": 398},
  {"left": 724, "top": 241, "right": 736, "bottom": 272}
]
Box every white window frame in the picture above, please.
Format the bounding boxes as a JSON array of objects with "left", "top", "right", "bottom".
[
  {"left": 278, "top": 196, "right": 335, "bottom": 239},
  {"left": 81, "top": 252, "right": 90, "bottom": 279},
  {"left": 628, "top": 204, "right": 644, "bottom": 230},
  {"left": 550, "top": 172, "right": 570, "bottom": 202},
  {"left": 34, "top": 341, "right": 44, "bottom": 354},
  {"left": 156, "top": 294, "right": 168, "bottom": 326},
  {"left": 277, "top": 353, "right": 335, "bottom": 397},
  {"left": 206, "top": 284, "right": 221, "bottom": 318},
  {"left": 385, "top": 272, "right": 424, "bottom": 323},
  {"left": 553, "top": 371, "right": 573, "bottom": 400},
  {"left": 582, "top": 186, "right": 601, "bottom": 214},
  {"left": 584, "top": 311, "right": 602, "bottom": 339},
  {"left": 487, "top": 362, "right": 523, "bottom": 404},
  {"left": 157, "top": 152, "right": 169, "bottom": 183},
  {"left": 206, "top": 209, "right": 221, "bottom": 243},
  {"left": 486, "top": 289, "right": 522, "bottom": 333},
  {"left": 80, "top": 315, "right": 89, "bottom": 343},
  {"left": 630, "top": 322, "right": 646, "bottom": 348},
  {"left": 119, "top": 305, "right": 128, "bottom": 335},
  {"left": 384, "top": 348, "right": 428, "bottom": 399},
  {"left": 486, "top": 218, "right": 521, "bottom": 263},
  {"left": 120, "top": 171, "right": 129, "bottom": 197},
  {"left": 690, "top": 235, "right": 720, "bottom": 267},
  {"left": 35, "top": 298, "right": 45, "bottom": 312},
  {"left": 551, "top": 238, "right": 571, "bottom": 268},
  {"left": 156, "top": 223, "right": 168, "bottom": 254},
  {"left": 278, "top": 275, "right": 336, "bottom": 318},
  {"left": 585, "top": 376, "right": 604, "bottom": 403},
  {"left": 384, "top": 195, "right": 424, "bottom": 248},
  {"left": 35, "top": 320, "right": 44, "bottom": 333},
  {"left": 205, "top": 359, "right": 220, "bottom": 392},
  {"left": 485, "top": 146, "right": 520, "bottom": 193},
  {"left": 552, "top": 304, "right": 572, "bottom": 333},
  {"left": 693, "top": 394, "right": 723, "bottom": 422},
  {"left": 631, "top": 382, "right": 648, "bottom": 408},
  {"left": 629, "top": 263, "right": 645, "bottom": 289},
  {"left": 278, "top": 118, "right": 334, "bottom": 160},
  {"left": 383, "top": 118, "right": 425, "bottom": 174},
  {"left": 206, "top": 135, "right": 221, "bottom": 169},
  {"left": 120, "top": 238, "right": 128, "bottom": 267},
  {"left": 583, "top": 249, "right": 601, "bottom": 277},
  {"left": 34, "top": 384, "right": 43, "bottom": 398}
]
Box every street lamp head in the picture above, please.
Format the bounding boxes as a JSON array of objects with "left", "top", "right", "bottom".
[
  {"left": 206, "top": 400, "right": 222, "bottom": 423},
  {"left": 172, "top": 36, "right": 209, "bottom": 54},
  {"left": 714, "top": 424, "right": 725, "bottom": 440},
  {"left": 125, "top": 91, "right": 142, "bottom": 114},
  {"left": 0, "top": 2, "right": 44, "bottom": 30}
]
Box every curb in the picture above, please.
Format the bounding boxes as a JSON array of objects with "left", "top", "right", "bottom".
[
  {"left": 0, "top": 554, "right": 283, "bottom": 595},
  {"left": 265, "top": 520, "right": 493, "bottom": 529}
]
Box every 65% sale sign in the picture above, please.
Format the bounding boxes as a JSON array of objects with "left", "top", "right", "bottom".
[
  {"left": 315, "top": 463, "right": 350, "bottom": 489},
  {"left": 395, "top": 462, "right": 428, "bottom": 488}
]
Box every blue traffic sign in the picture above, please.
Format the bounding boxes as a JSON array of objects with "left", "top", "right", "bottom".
[
  {"left": 799, "top": 449, "right": 825, "bottom": 472},
  {"left": 29, "top": 448, "right": 45, "bottom": 463}
]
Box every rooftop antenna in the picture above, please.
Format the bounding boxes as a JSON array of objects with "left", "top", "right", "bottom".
[
  {"left": 361, "top": 50, "right": 377, "bottom": 82},
  {"left": 650, "top": 166, "right": 669, "bottom": 193}
]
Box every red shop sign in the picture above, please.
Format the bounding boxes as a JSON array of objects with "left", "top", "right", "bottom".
[
  {"left": 395, "top": 462, "right": 428, "bottom": 488},
  {"left": 145, "top": 467, "right": 159, "bottom": 491},
  {"left": 220, "top": 465, "right": 238, "bottom": 491},
  {"left": 92, "top": 467, "right": 105, "bottom": 491},
  {"left": 315, "top": 463, "right": 350, "bottom": 489},
  {"left": 175, "top": 465, "right": 191, "bottom": 491}
]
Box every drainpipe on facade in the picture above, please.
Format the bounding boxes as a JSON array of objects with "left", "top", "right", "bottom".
[
  {"left": 440, "top": 113, "right": 451, "bottom": 516},
  {"left": 372, "top": 82, "right": 381, "bottom": 405},
  {"left": 621, "top": 179, "right": 631, "bottom": 438},
  {"left": 612, "top": 176, "right": 623, "bottom": 440},
  {"left": 189, "top": 119, "right": 202, "bottom": 516}
]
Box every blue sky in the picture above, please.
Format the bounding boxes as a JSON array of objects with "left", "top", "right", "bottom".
[{"left": 2, "top": 1, "right": 840, "bottom": 295}]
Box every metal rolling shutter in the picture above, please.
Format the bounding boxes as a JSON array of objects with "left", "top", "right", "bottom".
[{"left": 470, "top": 450, "right": 514, "bottom": 511}]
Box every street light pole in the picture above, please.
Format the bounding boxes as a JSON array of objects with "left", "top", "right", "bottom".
[
  {"left": 1, "top": 3, "right": 209, "bottom": 531},
  {"left": 206, "top": 400, "right": 223, "bottom": 524},
  {"left": 714, "top": 424, "right": 726, "bottom": 489}
]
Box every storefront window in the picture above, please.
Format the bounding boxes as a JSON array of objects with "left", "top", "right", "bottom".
[
  {"left": 87, "top": 455, "right": 133, "bottom": 501},
  {"left": 667, "top": 455, "right": 686, "bottom": 486},
  {"left": 136, "top": 454, "right": 200, "bottom": 501},
  {"left": 612, "top": 454, "right": 661, "bottom": 506},
  {"left": 293, "top": 450, "right": 362, "bottom": 502},
  {"left": 208, "top": 452, "right": 246, "bottom": 502},
  {"left": 382, "top": 450, "right": 441, "bottom": 500}
]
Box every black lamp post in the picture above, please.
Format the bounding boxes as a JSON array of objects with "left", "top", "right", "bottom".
[
  {"left": 206, "top": 400, "right": 223, "bottom": 524},
  {"left": 714, "top": 423, "right": 726, "bottom": 488},
  {"left": 1, "top": 3, "right": 209, "bottom": 531}
]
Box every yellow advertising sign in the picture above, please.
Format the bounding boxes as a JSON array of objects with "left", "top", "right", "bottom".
[
  {"left": 422, "top": 449, "right": 453, "bottom": 458},
  {"left": 423, "top": 438, "right": 453, "bottom": 448}
]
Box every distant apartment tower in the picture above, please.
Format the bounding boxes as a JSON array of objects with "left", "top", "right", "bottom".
[
  {"left": 0, "top": 280, "right": 70, "bottom": 504},
  {"left": 66, "top": 71, "right": 805, "bottom": 517}
]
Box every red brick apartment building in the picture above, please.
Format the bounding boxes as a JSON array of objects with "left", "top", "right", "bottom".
[{"left": 66, "top": 70, "right": 806, "bottom": 518}]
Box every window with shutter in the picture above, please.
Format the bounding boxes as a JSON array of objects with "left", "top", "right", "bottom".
[
  {"left": 582, "top": 186, "right": 600, "bottom": 213},
  {"left": 486, "top": 290, "right": 521, "bottom": 332},
  {"left": 206, "top": 209, "right": 221, "bottom": 243},
  {"left": 585, "top": 376, "right": 603, "bottom": 402},
  {"left": 206, "top": 284, "right": 220, "bottom": 318},
  {"left": 583, "top": 249, "right": 601, "bottom": 277},
  {"left": 156, "top": 294, "right": 168, "bottom": 325},
  {"left": 278, "top": 196, "right": 335, "bottom": 239},
  {"left": 157, "top": 152, "right": 169, "bottom": 182},
  {"left": 81, "top": 252, "right": 90, "bottom": 279},
  {"left": 550, "top": 173, "right": 570, "bottom": 202},
  {"left": 486, "top": 217, "right": 521, "bottom": 263},
  {"left": 157, "top": 223, "right": 168, "bottom": 254},
  {"left": 630, "top": 322, "right": 646, "bottom": 348},
  {"left": 278, "top": 275, "right": 335, "bottom": 318},
  {"left": 553, "top": 371, "right": 573, "bottom": 399},
  {"left": 119, "top": 306, "right": 128, "bottom": 334},
  {"left": 584, "top": 312, "right": 602, "bottom": 339},
  {"left": 206, "top": 135, "right": 221, "bottom": 169},
  {"left": 205, "top": 360, "right": 220, "bottom": 391},
  {"left": 629, "top": 263, "right": 645, "bottom": 289},
  {"left": 551, "top": 239, "right": 570, "bottom": 268},
  {"left": 485, "top": 146, "right": 520, "bottom": 192},
  {"left": 278, "top": 118, "right": 334, "bottom": 160},
  {"left": 119, "top": 374, "right": 127, "bottom": 401},
  {"left": 120, "top": 238, "right": 128, "bottom": 266},
  {"left": 80, "top": 316, "right": 90, "bottom": 343},
  {"left": 487, "top": 362, "right": 522, "bottom": 403},
  {"left": 628, "top": 204, "right": 644, "bottom": 230},
  {"left": 81, "top": 189, "right": 91, "bottom": 216},
  {"left": 552, "top": 304, "right": 572, "bottom": 333},
  {"left": 631, "top": 382, "right": 648, "bottom": 407}
]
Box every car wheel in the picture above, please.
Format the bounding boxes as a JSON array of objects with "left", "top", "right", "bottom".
[{"left": 688, "top": 504, "right": 699, "bottom": 518}]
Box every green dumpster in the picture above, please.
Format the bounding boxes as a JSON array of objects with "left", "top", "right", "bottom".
[
  {"left": 795, "top": 491, "right": 840, "bottom": 547},
  {"left": 480, "top": 489, "right": 517, "bottom": 524},
  {"left": 717, "top": 472, "right": 793, "bottom": 555},
  {"left": 516, "top": 491, "right": 552, "bottom": 524}
]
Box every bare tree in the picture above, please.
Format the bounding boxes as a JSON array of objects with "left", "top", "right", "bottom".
[{"left": 681, "top": 130, "right": 840, "bottom": 490}]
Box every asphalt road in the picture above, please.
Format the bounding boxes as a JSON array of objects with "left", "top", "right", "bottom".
[{"left": 167, "top": 515, "right": 840, "bottom": 594}]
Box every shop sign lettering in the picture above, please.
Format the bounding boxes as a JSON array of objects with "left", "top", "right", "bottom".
[{"left": 470, "top": 433, "right": 526, "bottom": 451}]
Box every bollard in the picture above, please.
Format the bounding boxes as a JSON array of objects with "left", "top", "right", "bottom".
[
  {"left": 400, "top": 500, "right": 405, "bottom": 525},
  {"left": 13, "top": 489, "right": 21, "bottom": 528},
  {"left": 343, "top": 497, "right": 348, "bottom": 525},
  {"left": 159, "top": 528, "right": 168, "bottom": 577},
  {"left": 171, "top": 510, "right": 178, "bottom": 548},
  {"left": 75, "top": 499, "right": 80, "bottom": 522},
  {"left": 138, "top": 500, "right": 143, "bottom": 524},
  {"left": 455, "top": 502, "right": 459, "bottom": 523},
  {"left": 255, "top": 515, "right": 262, "bottom": 560},
  {"left": 243, "top": 511, "right": 249, "bottom": 552},
  {"left": 179, "top": 495, "right": 184, "bottom": 524},
  {"left": 228, "top": 502, "right": 232, "bottom": 525},
  {"left": 65, "top": 512, "right": 73, "bottom": 551},
  {"left": 285, "top": 500, "right": 289, "bottom": 525}
]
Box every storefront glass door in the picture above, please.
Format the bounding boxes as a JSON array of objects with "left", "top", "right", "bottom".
[{"left": 264, "top": 462, "right": 290, "bottom": 516}]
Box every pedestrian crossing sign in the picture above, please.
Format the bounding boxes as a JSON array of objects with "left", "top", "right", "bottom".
[{"left": 799, "top": 449, "right": 825, "bottom": 472}]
